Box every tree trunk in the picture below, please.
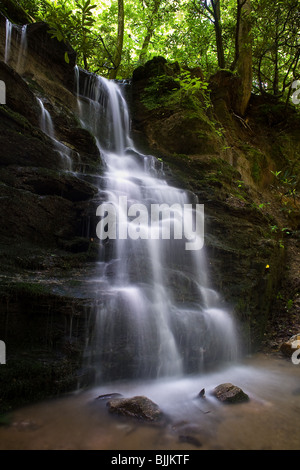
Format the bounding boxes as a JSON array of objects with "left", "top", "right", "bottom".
[
  {"left": 273, "top": 16, "right": 279, "bottom": 95},
  {"left": 230, "top": 0, "right": 244, "bottom": 71},
  {"left": 211, "top": 0, "right": 225, "bottom": 69},
  {"left": 109, "top": 0, "right": 124, "bottom": 79},
  {"left": 139, "top": 32, "right": 153, "bottom": 64},
  {"left": 138, "top": 0, "right": 162, "bottom": 64},
  {"left": 235, "top": 0, "right": 252, "bottom": 116}
]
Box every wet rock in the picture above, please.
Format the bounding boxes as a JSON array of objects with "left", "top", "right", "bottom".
[
  {"left": 106, "top": 395, "right": 164, "bottom": 422},
  {"left": 0, "top": 61, "right": 40, "bottom": 127},
  {"left": 280, "top": 334, "right": 300, "bottom": 357},
  {"left": 0, "top": 107, "right": 65, "bottom": 170},
  {"left": 178, "top": 434, "right": 202, "bottom": 448},
  {"left": 0, "top": 166, "right": 97, "bottom": 201},
  {"left": 212, "top": 383, "right": 249, "bottom": 404}
]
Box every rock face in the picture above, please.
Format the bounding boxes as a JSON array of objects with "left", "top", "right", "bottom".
[
  {"left": 212, "top": 383, "right": 249, "bottom": 404},
  {"left": 0, "top": 12, "right": 102, "bottom": 413},
  {"left": 106, "top": 395, "right": 164, "bottom": 422},
  {"left": 130, "top": 56, "right": 300, "bottom": 351}
]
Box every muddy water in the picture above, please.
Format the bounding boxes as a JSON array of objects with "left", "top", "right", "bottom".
[{"left": 0, "top": 354, "right": 299, "bottom": 450}]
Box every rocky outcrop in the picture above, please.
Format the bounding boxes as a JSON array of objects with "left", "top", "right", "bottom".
[
  {"left": 130, "top": 57, "right": 300, "bottom": 351},
  {"left": 0, "top": 13, "right": 102, "bottom": 413}
]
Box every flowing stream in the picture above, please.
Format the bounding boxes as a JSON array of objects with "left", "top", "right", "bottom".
[{"left": 1, "top": 354, "right": 300, "bottom": 450}]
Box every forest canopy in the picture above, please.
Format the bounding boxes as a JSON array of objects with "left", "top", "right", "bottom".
[{"left": 2, "top": 0, "right": 300, "bottom": 102}]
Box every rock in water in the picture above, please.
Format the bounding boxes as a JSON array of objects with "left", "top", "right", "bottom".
[
  {"left": 106, "top": 395, "right": 164, "bottom": 422},
  {"left": 212, "top": 383, "right": 249, "bottom": 404},
  {"left": 280, "top": 334, "right": 300, "bottom": 358}
]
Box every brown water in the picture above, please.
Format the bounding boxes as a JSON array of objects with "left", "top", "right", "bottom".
[{"left": 1, "top": 354, "right": 300, "bottom": 450}]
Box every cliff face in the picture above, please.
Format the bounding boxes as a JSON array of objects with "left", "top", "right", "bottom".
[
  {"left": 130, "top": 57, "right": 300, "bottom": 351},
  {"left": 0, "top": 16, "right": 299, "bottom": 413},
  {"left": 0, "top": 14, "right": 102, "bottom": 411}
]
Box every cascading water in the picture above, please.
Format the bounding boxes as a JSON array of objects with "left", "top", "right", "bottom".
[
  {"left": 37, "top": 97, "right": 73, "bottom": 172},
  {"left": 16, "top": 24, "right": 27, "bottom": 73},
  {"left": 76, "top": 70, "right": 239, "bottom": 382},
  {"left": 4, "top": 18, "right": 12, "bottom": 64}
]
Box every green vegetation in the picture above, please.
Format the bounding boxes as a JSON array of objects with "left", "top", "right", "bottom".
[{"left": 2, "top": 0, "right": 298, "bottom": 106}]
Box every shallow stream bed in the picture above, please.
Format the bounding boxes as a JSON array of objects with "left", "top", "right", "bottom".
[{"left": 0, "top": 353, "right": 299, "bottom": 450}]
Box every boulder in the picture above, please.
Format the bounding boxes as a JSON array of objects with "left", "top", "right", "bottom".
[
  {"left": 106, "top": 395, "right": 164, "bottom": 422},
  {"left": 280, "top": 334, "right": 300, "bottom": 357},
  {"left": 212, "top": 383, "right": 249, "bottom": 404},
  {"left": 132, "top": 56, "right": 180, "bottom": 82}
]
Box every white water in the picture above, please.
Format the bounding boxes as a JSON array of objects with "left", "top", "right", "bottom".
[
  {"left": 75, "top": 70, "right": 239, "bottom": 381},
  {"left": 37, "top": 97, "right": 73, "bottom": 172},
  {"left": 4, "top": 18, "right": 13, "bottom": 64},
  {"left": 16, "top": 24, "right": 28, "bottom": 73}
]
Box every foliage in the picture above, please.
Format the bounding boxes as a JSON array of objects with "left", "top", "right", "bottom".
[
  {"left": 252, "top": 0, "right": 300, "bottom": 98},
  {"left": 10, "top": 0, "right": 300, "bottom": 94},
  {"left": 33, "top": 0, "right": 98, "bottom": 69},
  {"left": 270, "top": 168, "right": 299, "bottom": 205},
  {"left": 141, "top": 70, "right": 211, "bottom": 113}
]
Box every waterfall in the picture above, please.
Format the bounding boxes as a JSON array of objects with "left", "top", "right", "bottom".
[
  {"left": 16, "top": 24, "right": 28, "bottom": 73},
  {"left": 4, "top": 18, "right": 13, "bottom": 64},
  {"left": 37, "top": 97, "right": 73, "bottom": 172},
  {"left": 37, "top": 97, "right": 55, "bottom": 137},
  {"left": 75, "top": 70, "right": 239, "bottom": 382}
]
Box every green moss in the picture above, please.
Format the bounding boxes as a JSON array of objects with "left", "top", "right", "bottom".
[
  {"left": 0, "top": 106, "right": 32, "bottom": 131},
  {"left": 251, "top": 160, "right": 261, "bottom": 183},
  {"left": 141, "top": 73, "right": 212, "bottom": 116},
  {"left": 0, "top": 281, "right": 50, "bottom": 300},
  {"left": 141, "top": 75, "right": 180, "bottom": 111},
  {"left": 241, "top": 143, "right": 268, "bottom": 184}
]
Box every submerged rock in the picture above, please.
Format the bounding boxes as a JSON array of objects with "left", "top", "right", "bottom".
[
  {"left": 106, "top": 395, "right": 164, "bottom": 422},
  {"left": 212, "top": 383, "right": 249, "bottom": 404}
]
